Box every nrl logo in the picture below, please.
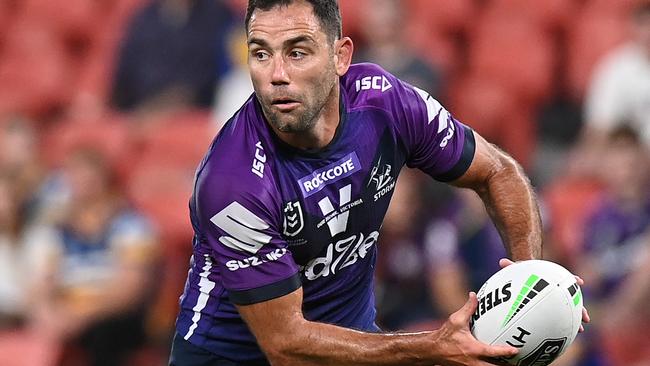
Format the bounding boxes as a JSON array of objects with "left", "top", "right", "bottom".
[{"left": 283, "top": 201, "right": 304, "bottom": 237}]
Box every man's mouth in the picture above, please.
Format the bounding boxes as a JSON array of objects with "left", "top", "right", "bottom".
[{"left": 271, "top": 98, "right": 300, "bottom": 111}]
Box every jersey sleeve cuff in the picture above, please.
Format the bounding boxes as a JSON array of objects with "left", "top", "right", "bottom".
[
  {"left": 228, "top": 272, "right": 302, "bottom": 305},
  {"left": 434, "top": 126, "right": 476, "bottom": 182}
]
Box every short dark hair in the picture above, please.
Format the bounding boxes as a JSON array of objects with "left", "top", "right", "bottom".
[{"left": 245, "top": 0, "right": 342, "bottom": 42}]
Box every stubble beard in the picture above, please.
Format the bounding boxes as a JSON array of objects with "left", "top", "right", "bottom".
[
  {"left": 263, "top": 65, "right": 337, "bottom": 134},
  {"left": 266, "top": 100, "right": 321, "bottom": 133}
]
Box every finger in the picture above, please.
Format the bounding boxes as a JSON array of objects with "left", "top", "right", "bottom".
[
  {"left": 582, "top": 307, "right": 591, "bottom": 323},
  {"left": 451, "top": 292, "right": 479, "bottom": 324},
  {"left": 499, "top": 258, "right": 514, "bottom": 269},
  {"left": 574, "top": 275, "right": 585, "bottom": 286},
  {"left": 579, "top": 324, "right": 584, "bottom": 333},
  {"left": 482, "top": 344, "right": 519, "bottom": 358}
]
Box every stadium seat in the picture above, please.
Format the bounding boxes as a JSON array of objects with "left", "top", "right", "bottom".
[
  {"left": 565, "top": 5, "right": 630, "bottom": 100},
  {"left": 17, "top": 0, "right": 98, "bottom": 42},
  {"left": 126, "top": 110, "right": 214, "bottom": 248},
  {"left": 403, "top": 26, "right": 460, "bottom": 75},
  {"left": 69, "top": 0, "right": 147, "bottom": 117},
  {"left": 0, "top": 330, "right": 59, "bottom": 366},
  {"left": 404, "top": 0, "right": 476, "bottom": 35},
  {"left": 400, "top": 0, "right": 475, "bottom": 73},
  {"left": 339, "top": 0, "right": 368, "bottom": 42},
  {"left": 70, "top": 34, "right": 119, "bottom": 116},
  {"left": 0, "top": 22, "right": 73, "bottom": 118},
  {"left": 588, "top": 0, "right": 640, "bottom": 15},
  {"left": 41, "top": 114, "right": 134, "bottom": 184},
  {"left": 0, "top": 0, "right": 15, "bottom": 46},
  {"left": 111, "top": 0, "right": 148, "bottom": 26},
  {"left": 483, "top": 0, "right": 579, "bottom": 33},
  {"left": 542, "top": 177, "right": 605, "bottom": 267},
  {"left": 448, "top": 74, "right": 536, "bottom": 168},
  {"left": 127, "top": 156, "right": 194, "bottom": 248},
  {"left": 6, "top": 0, "right": 141, "bottom": 120},
  {"left": 467, "top": 12, "right": 556, "bottom": 105},
  {"left": 133, "top": 110, "right": 215, "bottom": 166},
  {"left": 603, "top": 319, "right": 650, "bottom": 366}
]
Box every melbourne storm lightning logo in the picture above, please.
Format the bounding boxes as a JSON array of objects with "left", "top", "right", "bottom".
[{"left": 368, "top": 156, "right": 396, "bottom": 201}]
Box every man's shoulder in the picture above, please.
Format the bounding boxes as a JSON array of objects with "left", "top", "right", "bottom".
[
  {"left": 341, "top": 63, "right": 430, "bottom": 116},
  {"left": 205, "top": 95, "right": 269, "bottom": 173},
  {"left": 342, "top": 63, "right": 444, "bottom": 130},
  {"left": 195, "top": 99, "right": 279, "bottom": 213},
  {"left": 341, "top": 63, "right": 402, "bottom": 111}
]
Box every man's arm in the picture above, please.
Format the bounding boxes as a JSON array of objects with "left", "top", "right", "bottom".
[
  {"left": 451, "top": 131, "right": 542, "bottom": 261},
  {"left": 453, "top": 132, "right": 592, "bottom": 331},
  {"left": 237, "top": 287, "right": 516, "bottom": 366}
]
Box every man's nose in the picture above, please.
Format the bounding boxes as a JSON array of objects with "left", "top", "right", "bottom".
[{"left": 271, "top": 56, "right": 290, "bottom": 86}]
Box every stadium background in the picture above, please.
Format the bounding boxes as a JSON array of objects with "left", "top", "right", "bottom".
[{"left": 0, "top": 0, "right": 648, "bottom": 365}]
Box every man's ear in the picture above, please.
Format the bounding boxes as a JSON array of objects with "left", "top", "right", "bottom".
[{"left": 334, "top": 37, "right": 354, "bottom": 76}]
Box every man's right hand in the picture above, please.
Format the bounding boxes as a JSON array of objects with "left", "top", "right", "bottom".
[
  {"left": 238, "top": 286, "right": 517, "bottom": 365},
  {"left": 431, "top": 292, "right": 518, "bottom": 366}
]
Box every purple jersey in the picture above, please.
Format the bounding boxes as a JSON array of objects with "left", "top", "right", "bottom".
[{"left": 174, "top": 63, "right": 475, "bottom": 363}]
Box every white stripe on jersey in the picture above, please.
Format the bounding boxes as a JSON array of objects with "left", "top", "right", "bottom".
[
  {"left": 413, "top": 86, "right": 449, "bottom": 131},
  {"left": 210, "top": 201, "right": 272, "bottom": 254},
  {"left": 184, "top": 254, "right": 216, "bottom": 340}
]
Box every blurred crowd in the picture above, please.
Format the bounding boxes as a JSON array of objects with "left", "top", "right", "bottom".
[{"left": 0, "top": 0, "right": 648, "bottom": 365}]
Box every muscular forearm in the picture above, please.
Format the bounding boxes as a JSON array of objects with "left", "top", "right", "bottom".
[
  {"left": 453, "top": 133, "right": 542, "bottom": 261},
  {"left": 240, "top": 288, "right": 516, "bottom": 365},
  {"left": 476, "top": 154, "right": 542, "bottom": 260},
  {"left": 267, "top": 321, "right": 438, "bottom": 366}
]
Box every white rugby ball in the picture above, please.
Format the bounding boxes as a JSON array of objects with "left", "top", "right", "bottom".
[{"left": 470, "top": 260, "right": 583, "bottom": 366}]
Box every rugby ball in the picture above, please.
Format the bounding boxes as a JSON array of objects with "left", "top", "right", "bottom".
[{"left": 470, "top": 260, "right": 583, "bottom": 366}]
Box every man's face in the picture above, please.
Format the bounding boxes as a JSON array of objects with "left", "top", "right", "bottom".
[{"left": 247, "top": 1, "right": 338, "bottom": 133}]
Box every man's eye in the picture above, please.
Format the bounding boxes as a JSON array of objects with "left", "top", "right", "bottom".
[
  {"left": 290, "top": 51, "right": 306, "bottom": 59},
  {"left": 255, "top": 51, "right": 269, "bottom": 61}
]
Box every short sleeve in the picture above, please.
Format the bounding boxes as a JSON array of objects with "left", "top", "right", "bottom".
[
  {"left": 196, "top": 171, "right": 301, "bottom": 305},
  {"left": 403, "top": 85, "right": 476, "bottom": 181},
  {"left": 368, "top": 65, "right": 476, "bottom": 181}
]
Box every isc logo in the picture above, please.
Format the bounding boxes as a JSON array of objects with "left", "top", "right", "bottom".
[
  {"left": 355, "top": 75, "right": 393, "bottom": 92},
  {"left": 251, "top": 141, "right": 266, "bottom": 178}
]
